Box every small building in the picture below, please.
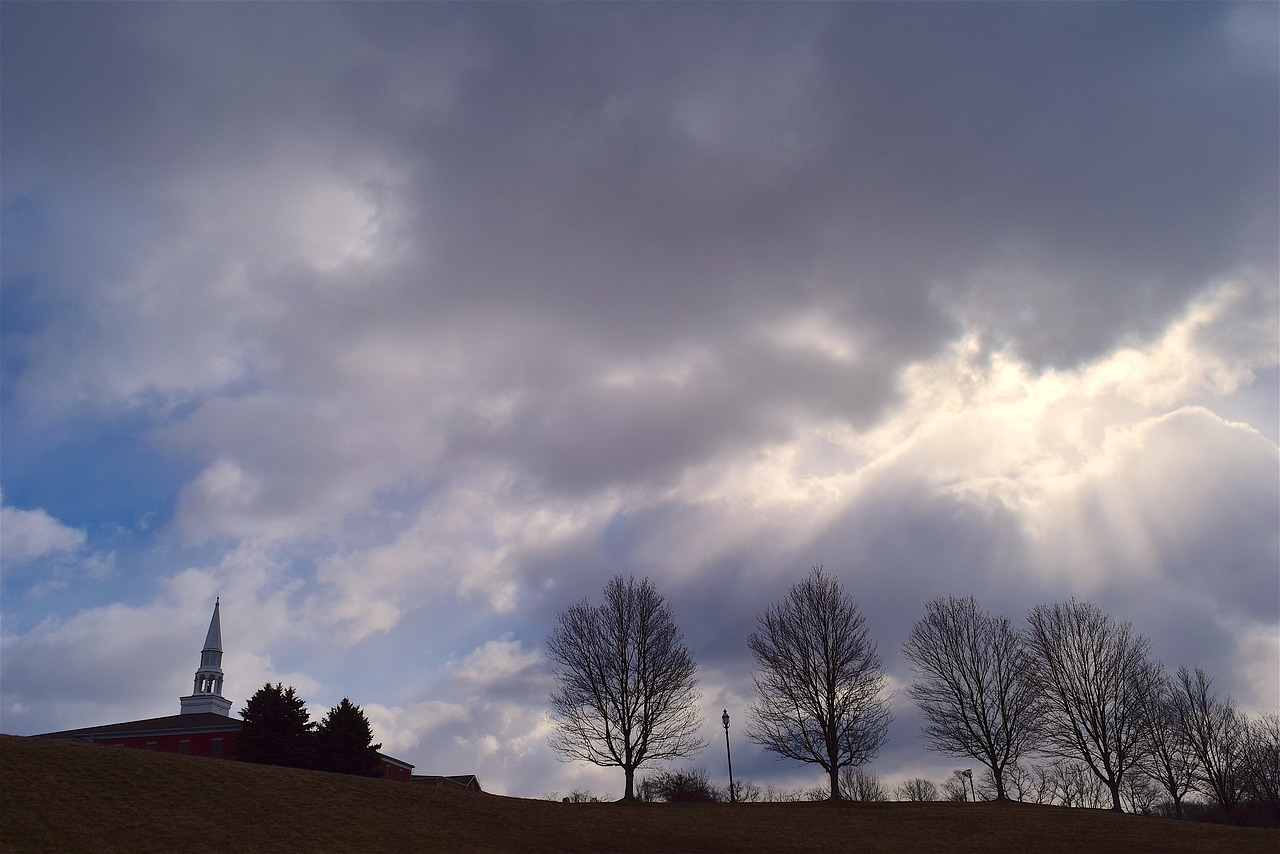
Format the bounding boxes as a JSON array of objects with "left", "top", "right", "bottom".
[
  {"left": 36, "top": 599, "right": 414, "bottom": 782},
  {"left": 412, "top": 774, "right": 483, "bottom": 793}
]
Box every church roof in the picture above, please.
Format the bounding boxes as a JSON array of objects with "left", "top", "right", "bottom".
[
  {"left": 36, "top": 713, "right": 242, "bottom": 740},
  {"left": 203, "top": 598, "right": 223, "bottom": 652}
]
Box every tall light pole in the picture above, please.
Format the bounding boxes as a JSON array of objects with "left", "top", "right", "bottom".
[
  {"left": 963, "top": 769, "right": 975, "bottom": 803},
  {"left": 722, "top": 709, "right": 735, "bottom": 803}
]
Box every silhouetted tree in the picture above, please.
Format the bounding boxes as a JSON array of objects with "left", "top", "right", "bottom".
[
  {"left": 1242, "top": 711, "right": 1280, "bottom": 822},
  {"left": 640, "top": 767, "right": 721, "bottom": 802},
  {"left": 747, "top": 567, "right": 892, "bottom": 800},
  {"left": 1025, "top": 600, "right": 1157, "bottom": 811},
  {"left": 1174, "top": 667, "right": 1247, "bottom": 821},
  {"left": 314, "top": 697, "right": 383, "bottom": 776},
  {"left": 902, "top": 595, "right": 1039, "bottom": 800},
  {"left": 941, "top": 771, "right": 969, "bottom": 802},
  {"left": 839, "top": 767, "right": 888, "bottom": 801},
  {"left": 1136, "top": 666, "right": 1199, "bottom": 819},
  {"left": 1048, "top": 759, "right": 1111, "bottom": 809},
  {"left": 547, "top": 575, "right": 705, "bottom": 801},
  {"left": 1121, "top": 769, "right": 1161, "bottom": 815},
  {"left": 895, "top": 777, "right": 940, "bottom": 801},
  {"left": 1016, "top": 763, "right": 1067, "bottom": 805},
  {"left": 759, "top": 782, "right": 798, "bottom": 802},
  {"left": 236, "top": 682, "right": 315, "bottom": 768}
]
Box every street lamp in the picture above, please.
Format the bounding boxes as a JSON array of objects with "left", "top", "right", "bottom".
[
  {"left": 962, "top": 769, "right": 975, "bottom": 803},
  {"left": 722, "top": 709, "right": 735, "bottom": 803}
]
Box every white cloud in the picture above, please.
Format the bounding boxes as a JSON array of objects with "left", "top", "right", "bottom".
[
  {"left": 449, "top": 635, "right": 544, "bottom": 689},
  {"left": 0, "top": 502, "right": 86, "bottom": 564},
  {"left": 0, "top": 501, "right": 115, "bottom": 599},
  {"left": 308, "top": 469, "right": 612, "bottom": 642}
]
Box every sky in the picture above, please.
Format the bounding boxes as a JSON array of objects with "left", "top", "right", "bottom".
[{"left": 2, "top": 2, "right": 1277, "bottom": 799}]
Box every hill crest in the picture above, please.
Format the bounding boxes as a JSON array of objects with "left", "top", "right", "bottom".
[{"left": 2, "top": 735, "right": 1274, "bottom": 853}]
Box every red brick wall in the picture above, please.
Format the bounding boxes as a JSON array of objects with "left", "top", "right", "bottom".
[
  {"left": 94, "top": 731, "right": 238, "bottom": 759},
  {"left": 378, "top": 759, "right": 412, "bottom": 782}
]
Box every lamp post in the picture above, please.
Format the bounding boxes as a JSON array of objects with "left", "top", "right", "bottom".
[
  {"left": 962, "top": 769, "right": 974, "bottom": 803},
  {"left": 722, "top": 709, "right": 735, "bottom": 803}
]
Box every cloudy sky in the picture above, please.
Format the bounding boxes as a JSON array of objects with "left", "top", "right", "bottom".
[{"left": 2, "top": 2, "right": 1277, "bottom": 798}]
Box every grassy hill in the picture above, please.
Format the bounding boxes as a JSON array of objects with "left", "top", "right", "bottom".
[{"left": 2, "top": 735, "right": 1274, "bottom": 853}]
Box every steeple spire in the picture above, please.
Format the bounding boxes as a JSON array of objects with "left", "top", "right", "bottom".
[
  {"left": 180, "top": 599, "right": 232, "bottom": 716},
  {"left": 202, "top": 596, "right": 223, "bottom": 653}
]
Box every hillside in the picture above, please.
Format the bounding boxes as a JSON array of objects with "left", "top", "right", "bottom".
[{"left": 1, "top": 736, "right": 1274, "bottom": 853}]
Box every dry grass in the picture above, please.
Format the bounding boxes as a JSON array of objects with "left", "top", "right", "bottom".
[{"left": 2, "top": 735, "right": 1275, "bottom": 853}]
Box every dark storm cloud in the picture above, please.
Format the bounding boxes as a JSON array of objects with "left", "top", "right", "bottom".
[
  {"left": 6, "top": 2, "right": 1273, "bottom": 408},
  {"left": 443, "top": 333, "right": 904, "bottom": 495},
  {"left": 388, "top": 2, "right": 1276, "bottom": 364}
]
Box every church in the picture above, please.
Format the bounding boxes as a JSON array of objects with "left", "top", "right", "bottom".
[{"left": 36, "top": 600, "right": 416, "bottom": 782}]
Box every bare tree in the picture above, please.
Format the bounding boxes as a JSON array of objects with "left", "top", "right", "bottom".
[
  {"left": 902, "top": 595, "right": 1039, "bottom": 800},
  {"left": 639, "top": 767, "right": 721, "bottom": 802},
  {"left": 839, "top": 767, "right": 888, "bottom": 801},
  {"left": 895, "top": 777, "right": 940, "bottom": 801},
  {"left": 1013, "top": 763, "right": 1058, "bottom": 805},
  {"left": 547, "top": 575, "right": 705, "bottom": 800},
  {"left": 1049, "top": 760, "right": 1111, "bottom": 809},
  {"left": 941, "top": 771, "right": 969, "bottom": 802},
  {"left": 1001, "top": 763, "right": 1030, "bottom": 802},
  {"left": 760, "top": 782, "right": 793, "bottom": 802},
  {"left": 728, "top": 779, "right": 764, "bottom": 803},
  {"left": 1025, "top": 599, "right": 1157, "bottom": 811},
  {"left": 1242, "top": 711, "right": 1280, "bottom": 823},
  {"left": 1173, "top": 667, "right": 1247, "bottom": 821},
  {"left": 747, "top": 566, "right": 892, "bottom": 799},
  {"left": 1010, "top": 759, "right": 1111, "bottom": 809},
  {"left": 1121, "top": 769, "right": 1161, "bottom": 815},
  {"left": 1136, "top": 665, "right": 1199, "bottom": 819}
]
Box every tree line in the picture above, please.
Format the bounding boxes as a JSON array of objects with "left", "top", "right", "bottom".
[
  {"left": 546, "top": 569, "right": 891, "bottom": 802},
  {"left": 234, "top": 683, "right": 385, "bottom": 777},
  {"left": 545, "top": 567, "right": 1280, "bottom": 823},
  {"left": 904, "top": 595, "right": 1278, "bottom": 823}
]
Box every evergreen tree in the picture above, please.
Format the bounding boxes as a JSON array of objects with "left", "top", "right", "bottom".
[
  {"left": 314, "top": 697, "right": 383, "bottom": 776},
  {"left": 235, "top": 683, "right": 315, "bottom": 768}
]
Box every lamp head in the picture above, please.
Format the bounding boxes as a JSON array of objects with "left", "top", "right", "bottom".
[{"left": 722, "top": 709, "right": 730, "bottom": 729}]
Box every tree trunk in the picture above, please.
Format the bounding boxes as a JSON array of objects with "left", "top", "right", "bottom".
[
  {"left": 829, "top": 766, "right": 842, "bottom": 800},
  {"left": 624, "top": 765, "right": 636, "bottom": 801},
  {"left": 1108, "top": 782, "right": 1123, "bottom": 811}
]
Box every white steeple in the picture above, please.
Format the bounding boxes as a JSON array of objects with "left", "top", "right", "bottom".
[{"left": 180, "top": 598, "right": 232, "bottom": 716}]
